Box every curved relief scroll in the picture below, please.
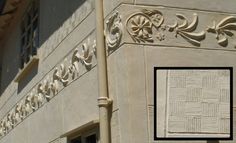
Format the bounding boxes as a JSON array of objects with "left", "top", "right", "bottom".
[
  {"left": 51, "top": 69, "right": 60, "bottom": 94},
  {"left": 125, "top": 9, "right": 236, "bottom": 48},
  {"left": 24, "top": 94, "right": 32, "bottom": 116},
  {"left": 168, "top": 13, "right": 205, "bottom": 46},
  {"left": 0, "top": 38, "right": 96, "bottom": 138},
  {"left": 15, "top": 103, "right": 22, "bottom": 123},
  {"left": 6, "top": 113, "right": 13, "bottom": 132},
  {"left": 126, "top": 9, "right": 164, "bottom": 43},
  {"left": 30, "top": 87, "right": 44, "bottom": 111},
  {"left": 126, "top": 9, "right": 206, "bottom": 46},
  {"left": 30, "top": 89, "right": 38, "bottom": 111},
  {"left": 60, "top": 63, "right": 70, "bottom": 86},
  {"left": 0, "top": 120, "right": 5, "bottom": 137},
  {"left": 80, "top": 43, "right": 93, "bottom": 68},
  {"left": 69, "top": 50, "right": 80, "bottom": 80},
  {"left": 106, "top": 11, "right": 123, "bottom": 49},
  {"left": 207, "top": 16, "right": 236, "bottom": 47}
]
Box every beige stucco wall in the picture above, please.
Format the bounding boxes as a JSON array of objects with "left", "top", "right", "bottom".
[
  {"left": 0, "top": 0, "right": 235, "bottom": 143},
  {"left": 105, "top": 1, "right": 236, "bottom": 143},
  {"left": 0, "top": 0, "right": 99, "bottom": 143}
]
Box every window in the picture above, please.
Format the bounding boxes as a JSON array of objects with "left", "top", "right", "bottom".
[
  {"left": 85, "top": 134, "right": 96, "bottom": 143},
  {"left": 70, "top": 134, "right": 97, "bottom": 143},
  {"left": 20, "top": 0, "right": 39, "bottom": 69},
  {"left": 70, "top": 136, "right": 82, "bottom": 143},
  {"left": 69, "top": 130, "right": 98, "bottom": 143}
]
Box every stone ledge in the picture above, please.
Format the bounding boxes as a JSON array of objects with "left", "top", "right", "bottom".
[{"left": 14, "top": 56, "right": 39, "bottom": 82}]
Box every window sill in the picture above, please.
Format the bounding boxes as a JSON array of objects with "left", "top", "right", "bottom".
[
  {"left": 60, "top": 119, "right": 99, "bottom": 138},
  {"left": 14, "top": 56, "right": 39, "bottom": 82}
]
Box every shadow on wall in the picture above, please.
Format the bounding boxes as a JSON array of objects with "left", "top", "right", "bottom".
[
  {"left": 17, "top": 63, "right": 38, "bottom": 94},
  {"left": 0, "top": 0, "right": 86, "bottom": 95},
  {"left": 39, "top": 0, "right": 86, "bottom": 46}
]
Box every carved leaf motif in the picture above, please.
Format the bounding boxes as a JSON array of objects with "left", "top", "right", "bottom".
[
  {"left": 24, "top": 95, "right": 31, "bottom": 116},
  {"left": 0, "top": 38, "right": 96, "bottom": 137},
  {"left": 14, "top": 103, "right": 21, "bottom": 123},
  {"left": 179, "top": 31, "right": 205, "bottom": 46},
  {"left": 52, "top": 68, "right": 60, "bottom": 95},
  {"left": 126, "top": 9, "right": 205, "bottom": 45},
  {"left": 218, "top": 36, "right": 228, "bottom": 46},
  {"left": 0, "top": 120, "right": 5, "bottom": 136},
  {"left": 207, "top": 16, "right": 236, "bottom": 47},
  {"left": 126, "top": 13, "right": 154, "bottom": 43},
  {"left": 106, "top": 11, "right": 123, "bottom": 49},
  {"left": 37, "top": 83, "right": 45, "bottom": 100},
  {"left": 30, "top": 91, "right": 38, "bottom": 111},
  {"left": 6, "top": 114, "right": 12, "bottom": 131},
  {"left": 141, "top": 9, "right": 164, "bottom": 28},
  {"left": 223, "top": 30, "right": 234, "bottom": 37},
  {"left": 169, "top": 13, "right": 205, "bottom": 46},
  {"left": 71, "top": 49, "right": 80, "bottom": 78},
  {"left": 0, "top": 121, "right": 6, "bottom": 136},
  {"left": 176, "top": 14, "right": 189, "bottom": 29},
  {"left": 60, "top": 64, "right": 69, "bottom": 86},
  {"left": 80, "top": 43, "right": 93, "bottom": 67},
  {"left": 217, "top": 16, "right": 236, "bottom": 28},
  {"left": 44, "top": 79, "right": 52, "bottom": 98}
]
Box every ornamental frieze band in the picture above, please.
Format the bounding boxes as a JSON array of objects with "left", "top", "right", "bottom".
[
  {"left": 1, "top": 5, "right": 236, "bottom": 139},
  {"left": 106, "top": 6, "right": 236, "bottom": 50},
  {"left": 0, "top": 38, "right": 96, "bottom": 138}
]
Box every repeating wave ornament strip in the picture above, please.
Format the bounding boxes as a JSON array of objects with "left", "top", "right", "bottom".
[
  {"left": 125, "top": 9, "right": 236, "bottom": 47},
  {"left": 0, "top": 38, "right": 96, "bottom": 138}
]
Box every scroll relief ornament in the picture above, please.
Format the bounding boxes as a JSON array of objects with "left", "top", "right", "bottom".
[
  {"left": 0, "top": 38, "right": 96, "bottom": 138},
  {"left": 106, "top": 11, "right": 123, "bottom": 49},
  {"left": 126, "top": 9, "right": 206, "bottom": 46},
  {"left": 207, "top": 16, "right": 236, "bottom": 47}
]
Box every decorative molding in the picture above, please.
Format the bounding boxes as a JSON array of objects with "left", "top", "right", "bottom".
[
  {"left": 0, "top": 38, "right": 96, "bottom": 138},
  {"left": 167, "top": 13, "right": 205, "bottom": 46},
  {"left": 126, "top": 9, "right": 205, "bottom": 46},
  {"left": 105, "top": 11, "right": 123, "bottom": 49},
  {"left": 14, "top": 56, "right": 39, "bottom": 82},
  {"left": 126, "top": 9, "right": 236, "bottom": 47},
  {"left": 207, "top": 16, "right": 236, "bottom": 47},
  {"left": 126, "top": 9, "right": 164, "bottom": 43}
]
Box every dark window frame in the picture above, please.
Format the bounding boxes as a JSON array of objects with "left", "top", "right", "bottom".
[
  {"left": 20, "top": 0, "right": 39, "bottom": 69},
  {"left": 68, "top": 128, "right": 98, "bottom": 143}
]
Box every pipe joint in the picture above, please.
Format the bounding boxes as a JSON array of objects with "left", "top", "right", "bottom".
[{"left": 98, "top": 97, "right": 113, "bottom": 107}]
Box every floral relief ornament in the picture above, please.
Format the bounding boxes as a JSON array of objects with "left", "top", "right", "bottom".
[
  {"left": 106, "top": 11, "right": 123, "bottom": 49},
  {"left": 167, "top": 13, "right": 205, "bottom": 46},
  {"left": 0, "top": 38, "right": 96, "bottom": 138},
  {"left": 207, "top": 16, "right": 236, "bottom": 47},
  {"left": 126, "top": 9, "right": 206, "bottom": 46},
  {"left": 129, "top": 15, "right": 153, "bottom": 42},
  {"left": 126, "top": 9, "right": 164, "bottom": 43},
  {"left": 126, "top": 9, "right": 236, "bottom": 47}
]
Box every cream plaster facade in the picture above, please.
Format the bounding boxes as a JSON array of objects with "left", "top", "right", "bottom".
[{"left": 0, "top": 0, "right": 235, "bottom": 143}]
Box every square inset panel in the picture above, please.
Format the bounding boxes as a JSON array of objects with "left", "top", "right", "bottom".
[{"left": 154, "top": 67, "right": 233, "bottom": 140}]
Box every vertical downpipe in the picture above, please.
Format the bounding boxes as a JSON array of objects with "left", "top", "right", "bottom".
[{"left": 95, "top": 0, "right": 112, "bottom": 143}]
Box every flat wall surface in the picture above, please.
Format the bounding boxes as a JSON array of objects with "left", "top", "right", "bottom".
[
  {"left": 0, "top": 0, "right": 98, "bottom": 143},
  {"left": 105, "top": 0, "right": 236, "bottom": 142},
  {"left": 1, "top": 0, "right": 236, "bottom": 143}
]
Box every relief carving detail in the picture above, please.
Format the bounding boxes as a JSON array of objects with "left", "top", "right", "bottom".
[
  {"left": 126, "top": 9, "right": 205, "bottom": 46},
  {"left": 0, "top": 38, "right": 96, "bottom": 138},
  {"left": 168, "top": 13, "right": 205, "bottom": 46},
  {"left": 106, "top": 11, "right": 123, "bottom": 49},
  {"left": 126, "top": 9, "right": 236, "bottom": 48},
  {"left": 207, "top": 16, "right": 236, "bottom": 47},
  {"left": 126, "top": 9, "right": 164, "bottom": 43}
]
